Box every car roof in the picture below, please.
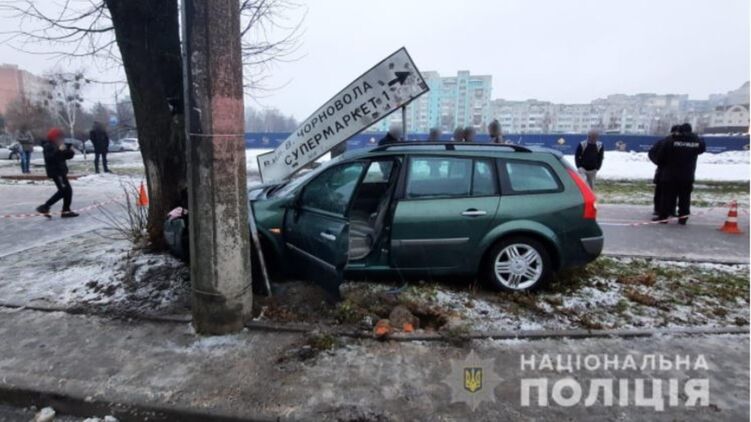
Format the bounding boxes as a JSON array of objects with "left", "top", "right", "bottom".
[{"left": 342, "top": 141, "right": 563, "bottom": 159}]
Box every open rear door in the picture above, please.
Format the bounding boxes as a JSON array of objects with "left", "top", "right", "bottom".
[{"left": 282, "top": 161, "right": 366, "bottom": 299}]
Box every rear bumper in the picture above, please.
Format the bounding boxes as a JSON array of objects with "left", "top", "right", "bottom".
[{"left": 580, "top": 235, "right": 604, "bottom": 256}]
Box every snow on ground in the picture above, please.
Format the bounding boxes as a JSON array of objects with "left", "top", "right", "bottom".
[
  {"left": 564, "top": 150, "right": 750, "bottom": 181},
  {"left": 0, "top": 226, "right": 747, "bottom": 333},
  {"left": 74, "top": 172, "right": 144, "bottom": 189},
  {"left": 0, "top": 230, "right": 190, "bottom": 317}
]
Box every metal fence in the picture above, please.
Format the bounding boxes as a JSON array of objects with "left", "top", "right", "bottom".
[{"left": 244, "top": 132, "right": 750, "bottom": 154}]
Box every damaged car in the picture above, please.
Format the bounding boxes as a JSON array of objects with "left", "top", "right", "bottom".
[{"left": 247, "top": 142, "right": 603, "bottom": 296}]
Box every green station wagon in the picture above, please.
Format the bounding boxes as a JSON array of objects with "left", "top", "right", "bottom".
[{"left": 248, "top": 142, "right": 602, "bottom": 296}]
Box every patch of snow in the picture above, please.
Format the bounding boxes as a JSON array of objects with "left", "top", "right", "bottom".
[
  {"left": 564, "top": 283, "right": 623, "bottom": 309},
  {"left": 34, "top": 407, "right": 55, "bottom": 422},
  {"left": 564, "top": 150, "right": 750, "bottom": 181},
  {"left": 432, "top": 290, "right": 545, "bottom": 331},
  {"left": 74, "top": 173, "right": 142, "bottom": 188}
]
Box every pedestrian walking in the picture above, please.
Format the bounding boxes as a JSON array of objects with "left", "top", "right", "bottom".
[
  {"left": 488, "top": 120, "right": 504, "bottom": 144},
  {"left": 90, "top": 121, "right": 110, "bottom": 173},
  {"left": 462, "top": 126, "right": 476, "bottom": 142},
  {"left": 36, "top": 128, "right": 78, "bottom": 218},
  {"left": 16, "top": 125, "right": 34, "bottom": 174},
  {"left": 648, "top": 125, "right": 680, "bottom": 216},
  {"left": 378, "top": 124, "right": 402, "bottom": 146},
  {"left": 452, "top": 127, "right": 464, "bottom": 142},
  {"left": 653, "top": 123, "right": 705, "bottom": 224},
  {"left": 574, "top": 130, "right": 604, "bottom": 189}
]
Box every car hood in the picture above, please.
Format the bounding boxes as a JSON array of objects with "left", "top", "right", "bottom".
[{"left": 248, "top": 182, "right": 282, "bottom": 201}]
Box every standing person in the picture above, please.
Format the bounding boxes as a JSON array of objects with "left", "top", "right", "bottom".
[
  {"left": 378, "top": 124, "right": 402, "bottom": 146},
  {"left": 427, "top": 127, "right": 442, "bottom": 141},
  {"left": 654, "top": 123, "right": 706, "bottom": 224},
  {"left": 648, "top": 125, "right": 680, "bottom": 216},
  {"left": 462, "top": 126, "right": 476, "bottom": 142},
  {"left": 452, "top": 127, "right": 464, "bottom": 142},
  {"left": 574, "top": 130, "right": 604, "bottom": 189},
  {"left": 488, "top": 119, "right": 504, "bottom": 144},
  {"left": 89, "top": 121, "right": 110, "bottom": 173},
  {"left": 36, "top": 128, "right": 78, "bottom": 218},
  {"left": 16, "top": 125, "right": 34, "bottom": 174},
  {"left": 331, "top": 141, "right": 347, "bottom": 158}
]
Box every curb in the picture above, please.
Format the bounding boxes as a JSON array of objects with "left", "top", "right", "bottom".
[
  {"left": 602, "top": 252, "right": 750, "bottom": 265},
  {"left": 2, "top": 301, "right": 748, "bottom": 342}
]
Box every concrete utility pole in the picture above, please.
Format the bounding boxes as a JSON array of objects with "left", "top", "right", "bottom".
[{"left": 181, "top": 0, "right": 252, "bottom": 334}]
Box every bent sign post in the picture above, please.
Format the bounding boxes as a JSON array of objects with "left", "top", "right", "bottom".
[{"left": 258, "top": 47, "right": 428, "bottom": 182}]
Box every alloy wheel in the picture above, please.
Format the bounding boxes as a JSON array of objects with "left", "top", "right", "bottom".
[{"left": 493, "top": 243, "right": 543, "bottom": 290}]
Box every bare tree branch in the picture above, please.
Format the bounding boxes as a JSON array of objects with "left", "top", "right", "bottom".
[{"left": 1, "top": 0, "right": 306, "bottom": 97}]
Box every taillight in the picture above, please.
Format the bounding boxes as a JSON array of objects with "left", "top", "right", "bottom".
[{"left": 566, "top": 168, "right": 597, "bottom": 220}]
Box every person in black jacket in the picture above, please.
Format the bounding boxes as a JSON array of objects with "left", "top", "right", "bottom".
[
  {"left": 90, "top": 121, "right": 110, "bottom": 173},
  {"left": 36, "top": 128, "right": 78, "bottom": 218},
  {"left": 653, "top": 123, "right": 705, "bottom": 224},
  {"left": 574, "top": 130, "right": 604, "bottom": 189},
  {"left": 378, "top": 125, "right": 402, "bottom": 146},
  {"left": 648, "top": 125, "right": 680, "bottom": 216}
]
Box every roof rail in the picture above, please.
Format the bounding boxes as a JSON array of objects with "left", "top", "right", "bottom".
[{"left": 371, "top": 141, "right": 532, "bottom": 153}]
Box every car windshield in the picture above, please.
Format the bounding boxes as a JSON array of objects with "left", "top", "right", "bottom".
[{"left": 268, "top": 154, "right": 350, "bottom": 198}]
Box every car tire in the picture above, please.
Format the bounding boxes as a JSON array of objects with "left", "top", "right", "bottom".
[
  {"left": 484, "top": 236, "right": 553, "bottom": 292},
  {"left": 9, "top": 152, "right": 18, "bottom": 160}
]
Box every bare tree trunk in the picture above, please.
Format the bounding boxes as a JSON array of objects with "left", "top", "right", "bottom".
[{"left": 104, "top": 0, "right": 186, "bottom": 249}]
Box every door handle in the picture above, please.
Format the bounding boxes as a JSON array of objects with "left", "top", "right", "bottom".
[
  {"left": 461, "top": 209, "right": 487, "bottom": 217},
  {"left": 320, "top": 232, "right": 336, "bottom": 241}
]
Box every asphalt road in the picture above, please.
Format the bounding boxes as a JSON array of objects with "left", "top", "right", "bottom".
[
  {"left": 599, "top": 203, "right": 750, "bottom": 264},
  {"left": 0, "top": 181, "right": 125, "bottom": 258},
  {"left": 0, "top": 179, "right": 748, "bottom": 263}
]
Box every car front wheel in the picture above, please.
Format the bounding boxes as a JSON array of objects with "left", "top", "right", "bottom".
[{"left": 485, "top": 236, "right": 552, "bottom": 292}]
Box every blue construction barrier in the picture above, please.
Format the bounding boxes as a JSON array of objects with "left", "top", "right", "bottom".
[{"left": 244, "top": 132, "right": 750, "bottom": 154}]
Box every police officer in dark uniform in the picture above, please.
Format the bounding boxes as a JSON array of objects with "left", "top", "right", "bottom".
[
  {"left": 654, "top": 123, "right": 705, "bottom": 224},
  {"left": 648, "top": 125, "right": 680, "bottom": 216}
]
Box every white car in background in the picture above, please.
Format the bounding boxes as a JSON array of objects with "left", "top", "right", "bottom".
[
  {"left": 118, "top": 138, "right": 139, "bottom": 151},
  {"left": 84, "top": 138, "right": 138, "bottom": 153},
  {"left": 0, "top": 145, "right": 18, "bottom": 160}
]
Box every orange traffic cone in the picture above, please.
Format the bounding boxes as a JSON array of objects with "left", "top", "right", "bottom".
[
  {"left": 137, "top": 181, "right": 149, "bottom": 207},
  {"left": 719, "top": 201, "right": 742, "bottom": 234}
]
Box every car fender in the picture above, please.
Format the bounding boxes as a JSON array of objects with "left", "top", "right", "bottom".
[{"left": 475, "top": 220, "right": 562, "bottom": 271}]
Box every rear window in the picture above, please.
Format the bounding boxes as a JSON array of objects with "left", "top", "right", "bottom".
[{"left": 504, "top": 161, "right": 561, "bottom": 193}]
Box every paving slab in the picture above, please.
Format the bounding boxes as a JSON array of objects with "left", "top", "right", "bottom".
[{"left": 0, "top": 308, "right": 747, "bottom": 421}]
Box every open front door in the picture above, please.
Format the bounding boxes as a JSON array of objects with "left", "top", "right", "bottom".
[{"left": 283, "top": 161, "right": 366, "bottom": 299}]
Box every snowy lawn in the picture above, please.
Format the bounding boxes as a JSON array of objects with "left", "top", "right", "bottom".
[
  {"left": 1, "top": 228, "right": 747, "bottom": 333},
  {"left": 564, "top": 150, "right": 749, "bottom": 182},
  {"left": 252, "top": 257, "right": 749, "bottom": 333},
  {"left": 595, "top": 179, "right": 749, "bottom": 207}
]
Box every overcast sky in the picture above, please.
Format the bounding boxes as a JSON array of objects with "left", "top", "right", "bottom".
[{"left": 1, "top": 0, "right": 749, "bottom": 120}]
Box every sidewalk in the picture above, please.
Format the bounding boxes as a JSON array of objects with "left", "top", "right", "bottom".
[{"left": 0, "top": 307, "right": 747, "bottom": 421}]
